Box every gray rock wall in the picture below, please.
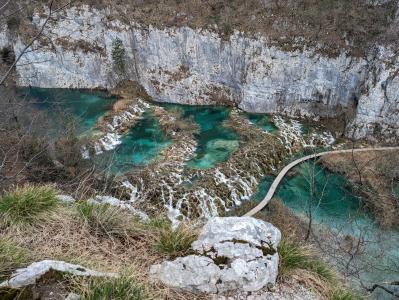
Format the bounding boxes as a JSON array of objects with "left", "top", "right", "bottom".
[{"left": 2, "top": 5, "right": 398, "bottom": 141}]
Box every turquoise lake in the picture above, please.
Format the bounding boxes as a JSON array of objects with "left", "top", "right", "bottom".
[
  {"left": 21, "top": 89, "right": 240, "bottom": 169},
  {"left": 18, "top": 87, "right": 116, "bottom": 133},
  {"left": 162, "top": 104, "right": 240, "bottom": 169}
]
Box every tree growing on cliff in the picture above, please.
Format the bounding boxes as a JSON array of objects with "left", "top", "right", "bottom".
[{"left": 111, "top": 38, "right": 126, "bottom": 77}]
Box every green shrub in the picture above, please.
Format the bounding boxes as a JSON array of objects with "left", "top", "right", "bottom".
[
  {"left": 112, "top": 38, "right": 126, "bottom": 76},
  {"left": 278, "top": 240, "right": 311, "bottom": 274},
  {"left": 154, "top": 222, "right": 197, "bottom": 258},
  {"left": 330, "top": 288, "right": 364, "bottom": 300},
  {"left": 145, "top": 217, "right": 171, "bottom": 230},
  {"left": 278, "top": 240, "right": 334, "bottom": 282},
  {"left": 309, "top": 259, "right": 335, "bottom": 283},
  {"left": 0, "top": 238, "right": 29, "bottom": 280},
  {"left": 0, "top": 185, "right": 58, "bottom": 225},
  {"left": 79, "top": 276, "right": 149, "bottom": 300},
  {"left": 77, "top": 202, "right": 130, "bottom": 239}
]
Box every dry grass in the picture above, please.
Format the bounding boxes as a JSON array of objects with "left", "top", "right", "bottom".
[
  {"left": 4, "top": 205, "right": 156, "bottom": 273},
  {"left": 0, "top": 201, "right": 208, "bottom": 299}
]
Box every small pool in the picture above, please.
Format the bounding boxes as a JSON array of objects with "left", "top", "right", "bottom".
[{"left": 246, "top": 113, "right": 278, "bottom": 133}]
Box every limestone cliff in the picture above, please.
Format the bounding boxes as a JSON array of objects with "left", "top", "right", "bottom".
[{"left": 1, "top": 5, "right": 398, "bottom": 141}]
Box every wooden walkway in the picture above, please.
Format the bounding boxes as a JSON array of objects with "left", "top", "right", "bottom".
[{"left": 244, "top": 146, "right": 399, "bottom": 217}]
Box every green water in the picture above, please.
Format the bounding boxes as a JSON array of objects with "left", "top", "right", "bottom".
[
  {"left": 110, "top": 112, "right": 172, "bottom": 172},
  {"left": 252, "top": 164, "right": 367, "bottom": 227},
  {"left": 246, "top": 113, "right": 278, "bottom": 133},
  {"left": 252, "top": 162, "right": 399, "bottom": 298},
  {"left": 162, "top": 104, "right": 239, "bottom": 169},
  {"left": 18, "top": 88, "right": 116, "bottom": 133},
  {"left": 22, "top": 89, "right": 240, "bottom": 169}
]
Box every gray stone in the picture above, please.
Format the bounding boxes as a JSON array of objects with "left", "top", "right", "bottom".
[
  {"left": 150, "top": 255, "right": 221, "bottom": 293},
  {"left": 150, "top": 217, "right": 281, "bottom": 294},
  {"left": 192, "top": 217, "right": 281, "bottom": 254},
  {"left": 56, "top": 195, "right": 76, "bottom": 203},
  {"left": 0, "top": 260, "right": 118, "bottom": 289},
  {"left": 65, "top": 293, "right": 81, "bottom": 300}
]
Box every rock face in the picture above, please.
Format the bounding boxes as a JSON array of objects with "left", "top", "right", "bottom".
[
  {"left": 150, "top": 217, "right": 281, "bottom": 294},
  {"left": 1, "top": 5, "right": 398, "bottom": 141}
]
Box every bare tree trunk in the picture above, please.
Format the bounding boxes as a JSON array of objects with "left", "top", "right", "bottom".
[{"left": 305, "top": 160, "right": 315, "bottom": 241}]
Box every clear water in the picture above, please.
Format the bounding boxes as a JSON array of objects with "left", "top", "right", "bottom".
[
  {"left": 162, "top": 104, "right": 239, "bottom": 169},
  {"left": 110, "top": 111, "right": 172, "bottom": 172},
  {"left": 252, "top": 162, "right": 399, "bottom": 298},
  {"left": 246, "top": 113, "right": 278, "bottom": 133},
  {"left": 18, "top": 87, "right": 116, "bottom": 133}
]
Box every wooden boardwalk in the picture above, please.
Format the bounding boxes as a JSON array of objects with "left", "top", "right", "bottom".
[{"left": 244, "top": 147, "right": 399, "bottom": 217}]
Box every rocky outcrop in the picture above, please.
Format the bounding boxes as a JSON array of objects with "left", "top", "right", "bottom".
[
  {"left": 347, "top": 46, "right": 399, "bottom": 141},
  {"left": 0, "top": 260, "right": 117, "bottom": 289},
  {"left": 150, "top": 217, "right": 281, "bottom": 293},
  {"left": 1, "top": 5, "right": 398, "bottom": 141}
]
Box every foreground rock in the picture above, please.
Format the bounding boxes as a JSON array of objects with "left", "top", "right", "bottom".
[
  {"left": 150, "top": 217, "right": 281, "bottom": 294},
  {"left": 0, "top": 260, "right": 117, "bottom": 289}
]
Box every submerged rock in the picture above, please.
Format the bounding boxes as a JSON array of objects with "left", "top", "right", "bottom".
[
  {"left": 150, "top": 217, "right": 281, "bottom": 294},
  {"left": 0, "top": 260, "right": 117, "bottom": 289}
]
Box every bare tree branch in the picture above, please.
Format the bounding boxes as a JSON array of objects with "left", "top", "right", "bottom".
[{"left": 0, "top": 0, "right": 54, "bottom": 85}]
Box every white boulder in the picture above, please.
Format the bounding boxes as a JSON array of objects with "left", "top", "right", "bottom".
[{"left": 150, "top": 217, "right": 281, "bottom": 294}]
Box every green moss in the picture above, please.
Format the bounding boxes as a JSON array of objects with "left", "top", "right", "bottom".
[{"left": 212, "top": 255, "right": 229, "bottom": 266}]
